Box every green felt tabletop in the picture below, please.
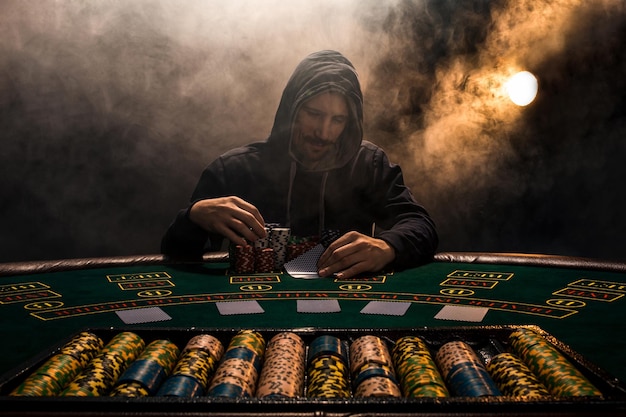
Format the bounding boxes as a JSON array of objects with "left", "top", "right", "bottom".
[{"left": 1, "top": 260, "right": 625, "bottom": 384}]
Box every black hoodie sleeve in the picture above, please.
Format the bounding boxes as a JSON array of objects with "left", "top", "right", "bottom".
[
  {"left": 161, "top": 157, "right": 230, "bottom": 259},
  {"left": 367, "top": 146, "right": 438, "bottom": 269},
  {"left": 160, "top": 207, "right": 209, "bottom": 259}
]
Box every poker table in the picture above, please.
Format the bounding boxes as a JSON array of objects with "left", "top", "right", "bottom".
[{"left": 1, "top": 251, "right": 625, "bottom": 416}]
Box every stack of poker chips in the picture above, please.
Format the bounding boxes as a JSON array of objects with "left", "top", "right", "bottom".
[
  {"left": 285, "top": 229, "right": 341, "bottom": 264},
  {"left": 62, "top": 331, "right": 145, "bottom": 396},
  {"left": 320, "top": 229, "right": 342, "bottom": 248},
  {"left": 435, "top": 341, "right": 501, "bottom": 397},
  {"left": 270, "top": 227, "right": 291, "bottom": 269},
  {"left": 157, "top": 334, "right": 225, "bottom": 397},
  {"left": 254, "top": 247, "right": 276, "bottom": 273},
  {"left": 11, "top": 331, "right": 104, "bottom": 396},
  {"left": 252, "top": 226, "right": 275, "bottom": 273},
  {"left": 509, "top": 328, "right": 602, "bottom": 397},
  {"left": 286, "top": 238, "right": 319, "bottom": 262},
  {"left": 232, "top": 244, "right": 256, "bottom": 274},
  {"left": 206, "top": 330, "right": 266, "bottom": 398},
  {"left": 256, "top": 332, "right": 306, "bottom": 398},
  {"left": 486, "top": 352, "right": 551, "bottom": 398},
  {"left": 231, "top": 227, "right": 340, "bottom": 274},
  {"left": 109, "top": 339, "right": 180, "bottom": 397},
  {"left": 349, "top": 335, "right": 401, "bottom": 398},
  {"left": 306, "top": 335, "right": 351, "bottom": 398},
  {"left": 392, "top": 335, "right": 449, "bottom": 398},
  {"left": 230, "top": 225, "right": 291, "bottom": 274}
]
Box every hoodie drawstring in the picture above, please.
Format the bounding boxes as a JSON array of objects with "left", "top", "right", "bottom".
[
  {"left": 286, "top": 160, "right": 328, "bottom": 235},
  {"left": 318, "top": 172, "right": 328, "bottom": 235},
  {"left": 286, "top": 161, "right": 297, "bottom": 228}
]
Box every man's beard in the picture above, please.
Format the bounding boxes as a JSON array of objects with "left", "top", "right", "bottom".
[
  {"left": 303, "top": 135, "right": 334, "bottom": 149},
  {"left": 293, "top": 134, "right": 338, "bottom": 171}
]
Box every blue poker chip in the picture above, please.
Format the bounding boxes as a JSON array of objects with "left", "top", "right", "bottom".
[
  {"left": 353, "top": 366, "right": 399, "bottom": 389},
  {"left": 447, "top": 363, "right": 501, "bottom": 397},
  {"left": 222, "top": 346, "right": 256, "bottom": 361},
  {"left": 207, "top": 382, "right": 250, "bottom": 398},
  {"left": 116, "top": 359, "right": 167, "bottom": 395},
  {"left": 156, "top": 375, "right": 203, "bottom": 397},
  {"left": 221, "top": 347, "right": 262, "bottom": 373},
  {"left": 308, "top": 336, "right": 349, "bottom": 364}
]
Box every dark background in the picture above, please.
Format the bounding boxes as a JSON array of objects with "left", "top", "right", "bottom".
[{"left": 1, "top": 0, "right": 625, "bottom": 263}]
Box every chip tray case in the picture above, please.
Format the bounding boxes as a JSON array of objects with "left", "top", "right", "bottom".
[{"left": 1, "top": 325, "right": 625, "bottom": 416}]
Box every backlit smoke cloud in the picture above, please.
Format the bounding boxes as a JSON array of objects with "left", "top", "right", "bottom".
[
  {"left": 0, "top": 0, "right": 624, "bottom": 261},
  {"left": 0, "top": 0, "right": 383, "bottom": 152},
  {"left": 364, "top": 0, "right": 625, "bottom": 255},
  {"left": 367, "top": 0, "right": 619, "bottom": 183}
]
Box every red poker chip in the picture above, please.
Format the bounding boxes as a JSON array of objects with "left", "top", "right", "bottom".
[{"left": 234, "top": 245, "right": 255, "bottom": 274}]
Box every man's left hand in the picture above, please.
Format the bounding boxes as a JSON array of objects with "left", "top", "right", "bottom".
[{"left": 317, "top": 231, "right": 396, "bottom": 279}]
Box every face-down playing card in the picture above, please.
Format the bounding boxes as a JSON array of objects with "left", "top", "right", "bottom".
[
  {"left": 284, "top": 244, "right": 326, "bottom": 279},
  {"left": 283, "top": 229, "right": 342, "bottom": 279}
]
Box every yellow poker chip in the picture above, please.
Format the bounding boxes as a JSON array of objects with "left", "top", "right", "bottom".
[
  {"left": 106, "top": 332, "right": 146, "bottom": 352},
  {"left": 397, "top": 355, "right": 439, "bottom": 373},
  {"left": 228, "top": 330, "right": 266, "bottom": 357},
  {"left": 33, "top": 354, "right": 83, "bottom": 391},
  {"left": 10, "top": 374, "right": 62, "bottom": 397},
  {"left": 487, "top": 353, "right": 550, "bottom": 398},
  {"left": 172, "top": 350, "right": 215, "bottom": 389},
  {"left": 308, "top": 361, "right": 348, "bottom": 374},
  {"left": 138, "top": 340, "right": 180, "bottom": 372},
  {"left": 509, "top": 331, "right": 602, "bottom": 397},
  {"left": 110, "top": 381, "right": 150, "bottom": 397},
  {"left": 61, "top": 332, "right": 104, "bottom": 367},
  {"left": 307, "top": 375, "right": 350, "bottom": 389},
  {"left": 394, "top": 336, "right": 430, "bottom": 350},
  {"left": 406, "top": 383, "right": 450, "bottom": 398},
  {"left": 308, "top": 356, "right": 348, "bottom": 371},
  {"left": 86, "top": 357, "right": 123, "bottom": 381},
  {"left": 402, "top": 369, "right": 446, "bottom": 387},
  {"left": 306, "top": 387, "right": 351, "bottom": 399},
  {"left": 61, "top": 386, "right": 98, "bottom": 397},
  {"left": 63, "top": 376, "right": 111, "bottom": 397}
]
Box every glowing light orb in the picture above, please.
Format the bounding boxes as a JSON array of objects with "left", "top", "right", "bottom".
[{"left": 505, "top": 71, "right": 538, "bottom": 106}]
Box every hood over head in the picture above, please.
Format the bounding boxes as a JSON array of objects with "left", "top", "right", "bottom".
[{"left": 268, "top": 50, "right": 363, "bottom": 172}]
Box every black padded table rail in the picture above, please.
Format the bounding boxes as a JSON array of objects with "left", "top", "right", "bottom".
[{"left": 1, "top": 251, "right": 625, "bottom": 276}]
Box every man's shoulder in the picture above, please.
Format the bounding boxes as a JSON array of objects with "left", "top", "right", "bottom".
[
  {"left": 360, "top": 140, "right": 382, "bottom": 152},
  {"left": 352, "top": 140, "right": 398, "bottom": 169},
  {"left": 215, "top": 141, "right": 286, "bottom": 173},
  {"left": 220, "top": 142, "right": 265, "bottom": 157},
  {"left": 357, "top": 140, "right": 387, "bottom": 159}
]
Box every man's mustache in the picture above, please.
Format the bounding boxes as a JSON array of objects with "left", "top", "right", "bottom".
[{"left": 304, "top": 136, "right": 334, "bottom": 146}]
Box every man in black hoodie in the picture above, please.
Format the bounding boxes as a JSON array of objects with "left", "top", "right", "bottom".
[{"left": 162, "top": 50, "right": 438, "bottom": 279}]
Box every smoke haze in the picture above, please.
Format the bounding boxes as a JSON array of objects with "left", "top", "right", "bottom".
[{"left": 1, "top": 0, "right": 625, "bottom": 262}]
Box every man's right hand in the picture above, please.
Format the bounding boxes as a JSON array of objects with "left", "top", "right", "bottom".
[{"left": 189, "top": 196, "right": 267, "bottom": 245}]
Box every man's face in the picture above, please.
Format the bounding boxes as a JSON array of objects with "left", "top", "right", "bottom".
[{"left": 292, "top": 91, "right": 349, "bottom": 169}]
